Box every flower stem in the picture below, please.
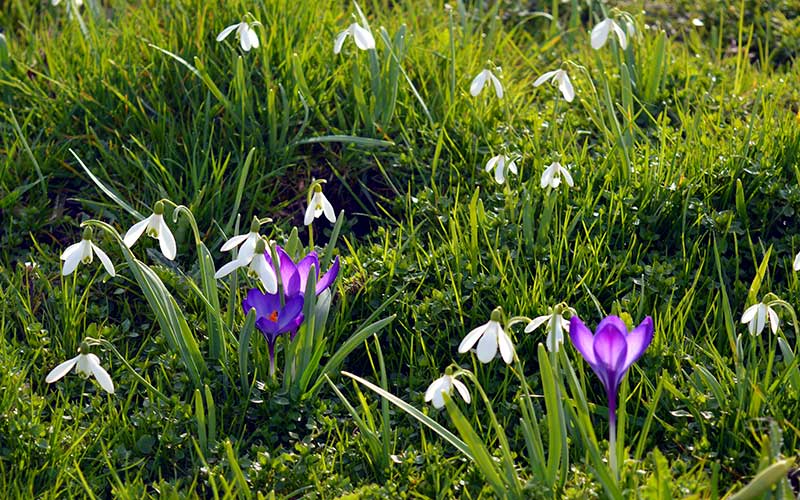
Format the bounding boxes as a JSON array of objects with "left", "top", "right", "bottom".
[{"left": 608, "top": 392, "right": 618, "bottom": 483}]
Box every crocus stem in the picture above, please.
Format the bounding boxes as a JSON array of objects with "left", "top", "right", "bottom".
[
  {"left": 608, "top": 392, "right": 618, "bottom": 483},
  {"left": 268, "top": 342, "right": 277, "bottom": 381}
]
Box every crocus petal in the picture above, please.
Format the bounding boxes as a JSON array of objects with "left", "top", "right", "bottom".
[
  {"left": 470, "top": 70, "right": 488, "bottom": 97},
  {"left": 274, "top": 246, "right": 300, "bottom": 296},
  {"left": 216, "top": 23, "right": 239, "bottom": 42},
  {"left": 296, "top": 252, "right": 320, "bottom": 294},
  {"left": 91, "top": 243, "right": 116, "bottom": 277},
  {"left": 316, "top": 256, "right": 340, "bottom": 295},
  {"left": 87, "top": 354, "right": 114, "bottom": 394},
  {"left": 497, "top": 327, "right": 515, "bottom": 364},
  {"left": 612, "top": 21, "right": 628, "bottom": 49},
  {"left": 622, "top": 316, "right": 654, "bottom": 369},
  {"left": 333, "top": 30, "right": 349, "bottom": 54},
  {"left": 767, "top": 307, "right": 779, "bottom": 334},
  {"left": 557, "top": 72, "right": 575, "bottom": 102},
  {"left": 158, "top": 218, "right": 177, "bottom": 260},
  {"left": 591, "top": 19, "right": 612, "bottom": 49},
  {"left": 533, "top": 70, "right": 558, "bottom": 87},
  {"left": 45, "top": 355, "right": 80, "bottom": 383},
  {"left": 458, "top": 322, "right": 488, "bottom": 353},
  {"left": 488, "top": 72, "right": 504, "bottom": 99},
  {"left": 61, "top": 241, "right": 88, "bottom": 276},
  {"left": 569, "top": 316, "right": 597, "bottom": 365},
  {"left": 214, "top": 258, "right": 245, "bottom": 279},
  {"left": 123, "top": 217, "right": 150, "bottom": 248},
  {"left": 524, "top": 315, "right": 550, "bottom": 333},
  {"left": 352, "top": 24, "right": 375, "bottom": 50},
  {"left": 595, "top": 315, "right": 628, "bottom": 337},
  {"left": 277, "top": 295, "right": 305, "bottom": 332},
  {"left": 452, "top": 378, "right": 471, "bottom": 404},
  {"left": 592, "top": 325, "right": 628, "bottom": 391},
  {"left": 476, "top": 323, "right": 499, "bottom": 363},
  {"left": 221, "top": 233, "right": 249, "bottom": 252}
]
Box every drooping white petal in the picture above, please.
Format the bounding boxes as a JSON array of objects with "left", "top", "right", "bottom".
[
  {"left": 485, "top": 155, "right": 501, "bottom": 173},
  {"left": 476, "top": 322, "right": 499, "bottom": 363},
  {"left": 533, "top": 70, "right": 558, "bottom": 88},
  {"left": 158, "top": 218, "right": 177, "bottom": 260},
  {"left": 61, "top": 240, "right": 89, "bottom": 276},
  {"left": 304, "top": 202, "right": 316, "bottom": 225},
  {"left": 452, "top": 378, "right": 471, "bottom": 404},
  {"left": 60, "top": 240, "right": 85, "bottom": 263},
  {"left": 470, "top": 70, "right": 489, "bottom": 97},
  {"left": 458, "top": 322, "right": 488, "bottom": 353},
  {"left": 214, "top": 258, "right": 246, "bottom": 279},
  {"left": 794, "top": 251, "right": 800, "bottom": 271},
  {"left": 507, "top": 159, "right": 518, "bottom": 175},
  {"left": 321, "top": 194, "right": 336, "bottom": 223},
  {"left": 124, "top": 217, "right": 151, "bottom": 248},
  {"left": 541, "top": 163, "right": 557, "bottom": 188},
  {"left": 611, "top": 21, "right": 628, "bottom": 49},
  {"left": 557, "top": 71, "right": 575, "bottom": 102},
  {"left": 424, "top": 376, "right": 447, "bottom": 402},
  {"left": 494, "top": 158, "right": 506, "bottom": 184},
  {"left": 591, "top": 18, "right": 612, "bottom": 49},
  {"left": 560, "top": 165, "right": 575, "bottom": 187},
  {"left": 767, "top": 307, "right": 779, "bottom": 334},
  {"left": 87, "top": 354, "right": 114, "bottom": 394},
  {"left": 756, "top": 303, "right": 766, "bottom": 336},
  {"left": 741, "top": 304, "right": 759, "bottom": 324},
  {"left": 247, "top": 27, "right": 260, "bottom": 49},
  {"left": 45, "top": 355, "right": 80, "bottom": 383},
  {"left": 488, "top": 72, "right": 504, "bottom": 99},
  {"left": 251, "top": 254, "right": 278, "bottom": 293},
  {"left": 525, "top": 315, "right": 550, "bottom": 333},
  {"left": 75, "top": 353, "right": 93, "bottom": 377},
  {"left": 221, "top": 233, "right": 249, "bottom": 252},
  {"left": 497, "top": 327, "right": 514, "bottom": 364},
  {"left": 240, "top": 26, "right": 253, "bottom": 51},
  {"left": 333, "top": 30, "right": 349, "bottom": 54},
  {"left": 91, "top": 242, "right": 116, "bottom": 277},
  {"left": 216, "top": 23, "right": 239, "bottom": 42},
  {"left": 352, "top": 24, "right": 375, "bottom": 50}
]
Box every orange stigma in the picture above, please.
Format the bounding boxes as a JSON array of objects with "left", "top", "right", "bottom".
[{"left": 268, "top": 310, "right": 279, "bottom": 322}]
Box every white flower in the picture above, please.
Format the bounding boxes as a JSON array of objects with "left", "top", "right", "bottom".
[
  {"left": 591, "top": 18, "right": 628, "bottom": 50},
  {"left": 218, "top": 217, "right": 262, "bottom": 264},
  {"left": 424, "top": 373, "right": 470, "bottom": 409},
  {"left": 525, "top": 309, "right": 570, "bottom": 352},
  {"left": 458, "top": 309, "right": 514, "bottom": 364},
  {"left": 794, "top": 250, "right": 800, "bottom": 272},
  {"left": 741, "top": 301, "right": 779, "bottom": 336},
  {"left": 333, "top": 23, "right": 375, "bottom": 54},
  {"left": 123, "top": 202, "right": 177, "bottom": 260},
  {"left": 61, "top": 228, "right": 115, "bottom": 277},
  {"left": 470, "top": 69, "right": 504, "bottom": 99},
  {"left": 484, "top": 154, "right": 518, "bottom": 185},
  {"left": 52, "top": 0, "right": 83, "bottom": 6},
  {"left": 540, "top": 162, "right": 574, "bottom": 189},
  {"left": 216, "top": 21, "right": 260, "bottom": 52},
  {"left": 304, "top": 186, "right": 336, "bottom": 225},
  {"left": 533, "top": 69, "right": 574, "bottom": 102},
  {"left": 214, "top": 237, "right": 277, "bottom": 293},
  {"left": 46, "top": 347, "right": 114, "bottom": 394}
]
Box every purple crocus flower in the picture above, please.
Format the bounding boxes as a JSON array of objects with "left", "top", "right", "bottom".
[
  {"left": 265, "top": 245, "right": 340, "bottom": 297},
  {"left": 569, "top": 315, "right": 653, "bottom": 474},
  {"left": 243, "top": 288, "right": 305, "bottom": 376}
]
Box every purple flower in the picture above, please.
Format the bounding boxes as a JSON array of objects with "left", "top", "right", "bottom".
[
  {"left": 265, "top": 245, "right": 340, "bottom": 298},
  {"left": 569, "top": 315, "right": 653, "bottom": 435},
  {"left": 243, "top": 289, "right": 305, "bottom": 376}
]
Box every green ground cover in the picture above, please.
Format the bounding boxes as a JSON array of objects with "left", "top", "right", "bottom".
[{"left": 2, "top": 0, "right": 800, "bottom": 498}]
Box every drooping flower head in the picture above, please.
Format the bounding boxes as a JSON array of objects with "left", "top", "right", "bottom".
[
  {"left": 569, "top": 315, "right": 653, "bottom": 428},
  {"left": 219, "top": 216, "right": 263, "bottom": 263},
  {"left": 470, "top": 69, "right": 504, "bottom": 99},
  {"left": 591, "top": 18, "right": 628, "bottom": 50},
  {"left": 123, "top": 200, "right": 177, "bottom": 260},
  {"left": 741, "top": 301, "right": 779, "bottom": 336},
  {"left": 458, "top": 307, "right": 514, "bottom": 364},
  {"left": 304, "top": 184, "right": 336, "bottom": 226},
  {"left": 525, "top": 304, "right": 571, "bottom": 352},
  {"left": 425, "top": 372, "right": 470, "bottom": 409},
  {"left": 61, "top": 227, "right": 116, "bottom": 277},
  {"left": 215, "top": 237, "right": 278, "bottom": 293},
  {"left": 243, "top": 289, "right": 305, "bottom": 376},
  {"left": 46, "top": 341, "right": 115, "bottom": 394},
  {"left": 484, "top": 154, "right": 518, "bottom": 185},
  {"left": 333, "top": 22, "right": 375, "bottom": 54},
  {"left": 217, "top": 20, "right": 260, "bottom": 52},
  {"left": 533, "top": 68, "right": 574, "bottom": 102},
  {"left": 540, "top": 162, "right": 574, "bottom": 190}
]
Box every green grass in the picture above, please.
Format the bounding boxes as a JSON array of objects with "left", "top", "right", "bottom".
[{"left": 2, "top": 0, "right": 800, "bottom": 497}]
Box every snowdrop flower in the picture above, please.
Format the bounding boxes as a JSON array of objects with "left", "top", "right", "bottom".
[
  {"left": 215, "top": 237, "right": 278, "bottom": 293},
  {"left": 123, "top": 201, "right": 177, "bottom": 260},
  {"left": 591, "top": 18, "right": 628, "bottom": 50},
  {"left": 458, "top": 307, "right": 514, "bottom": 364},
  {"left": 61, "top": 227, "right": 115, "bottom": 277},
  {"left": 470, "top": 69, "right": 503, "bottom": 99},
  {"left": 46, "top": 342, "right": 114, "bottom": 394},
  {"left": 216, "top": 21, "right": 260, "bottom": 52},
  {"left": 794, "top": 250, "right": 800, "bottom": 272},
  {"left": 425, "top": 372, "right": 470, "bottom": 409},
  {"left": 333, "top": 23, "right": 375, "bottom": 54},
  {"left": 484, "top": 154, "right": 518, "bottom": 185},
  {"left": 741, "top": 301, "right": 779, "bottom": 336},
  {"left": 525, "top": 305, "right": 571, "bottom": 352},
  {"left": 52, "top": 0, "right": 83, "bottom": 6},
  {"left": 218, "top": 217, "right": 262, "bottom": 264},
  {"left": 540, "top": 162, "right": 574, "bottom": 190},
  {"left": 533, "top": 68, "right": 574, "bottom": 102},
  {"left": 304, "top": 184, "right": 336, "bottom": 225}
]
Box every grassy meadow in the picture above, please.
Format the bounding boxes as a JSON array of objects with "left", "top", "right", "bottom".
[{"left": 2, "top": 0, "right": 800, "bottom": 498}]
